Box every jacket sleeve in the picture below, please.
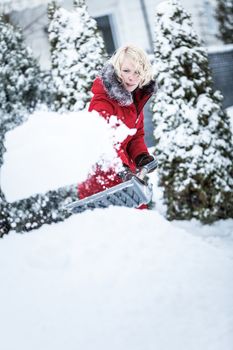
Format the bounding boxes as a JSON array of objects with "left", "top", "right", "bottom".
[
  {"left": 126, "top": 115, "right": 149, "bottom": 162},
  {"left": 88, "top": 97, "right": 116, "bottom": 121}
]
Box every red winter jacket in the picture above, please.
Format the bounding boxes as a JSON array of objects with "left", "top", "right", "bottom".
[{"left": 78, "top": 63, "right": 156, "bottom": 199}]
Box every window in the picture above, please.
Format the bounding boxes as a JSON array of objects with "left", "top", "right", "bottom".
[{"left": 95, "top": 15, "right": 116, "bottom": 55}]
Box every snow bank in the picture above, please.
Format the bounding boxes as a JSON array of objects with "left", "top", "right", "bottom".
[{"left": 0, "top": 208, "right": 233, "bottom": 350}]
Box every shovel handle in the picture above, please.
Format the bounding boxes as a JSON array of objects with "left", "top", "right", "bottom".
[{"left": 136, "top": 158, "right": 158, "bottom": 180}]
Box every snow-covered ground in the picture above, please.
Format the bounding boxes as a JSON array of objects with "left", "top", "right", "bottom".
[{"left": 1, "top": 108, "right": 233, "bottom": 350}]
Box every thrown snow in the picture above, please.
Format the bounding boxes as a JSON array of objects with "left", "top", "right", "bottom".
[
  {"left": 0, "top": 208, "right": 233, "bottom": 350},
  {"left": 1, "top": 109, "right": 132, "bottom": 201}
]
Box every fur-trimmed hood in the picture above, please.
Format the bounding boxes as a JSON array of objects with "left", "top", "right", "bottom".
[{"left": 97, "top": 62, "right": 156, "bottom": 107}]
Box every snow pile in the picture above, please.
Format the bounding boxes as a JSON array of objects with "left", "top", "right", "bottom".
[
  {"left": 0, "top": 102, "right": 233, "bottom": 349},
  {"left": 0, "top": 208, "right": 233, "bottom": 350}
]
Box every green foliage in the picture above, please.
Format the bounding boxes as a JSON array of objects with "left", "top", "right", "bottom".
[
  {"left": 215, "top": 0, "right": 233, "bottom": 44},
  {"left": 0, "top": 189, "right": 10, "bottom": 237},
  {"left": 0, "top": 16, "right": 42, "bottom": 132},
  {"left": 0, "top": 15, "right": 79, "bottom": 236},
  {"left": 0, "top": 184, "right": 77, "bottom": 237},
  {"left": 152, "top": 0, "right": 233, "bottom": 223},
  {"left": 48, "top": 0, "right": 106, "bottom": 112}
]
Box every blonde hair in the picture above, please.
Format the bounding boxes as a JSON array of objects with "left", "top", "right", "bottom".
[{"left": 110, "top": 44, "right": 154, "bottom": 88}]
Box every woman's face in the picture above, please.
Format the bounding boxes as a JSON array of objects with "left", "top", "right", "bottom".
[{"left": 120, "top": 57, "right": 141, "bottom": 92}]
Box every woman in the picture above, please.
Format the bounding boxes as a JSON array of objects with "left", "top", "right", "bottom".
[{"left": 78, "top": 44, "right": 156, "bottom": 200}]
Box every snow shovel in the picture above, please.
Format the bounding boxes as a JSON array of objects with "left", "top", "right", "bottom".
[{"left": 65, "top": 158, "right": 157, "bottom": 214}]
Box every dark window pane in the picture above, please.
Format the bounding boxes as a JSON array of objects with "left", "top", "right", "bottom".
[{"left": 95, "top": 15, "right": 116, "bottom": 55}]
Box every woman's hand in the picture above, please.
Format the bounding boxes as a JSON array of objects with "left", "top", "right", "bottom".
[{"left": 135, "top": 153, "right": 155, "bottom": 167}]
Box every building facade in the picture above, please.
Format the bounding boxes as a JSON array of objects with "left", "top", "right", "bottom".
[{"left": 3, "top": 0, "right": 221, "bottom": 69}]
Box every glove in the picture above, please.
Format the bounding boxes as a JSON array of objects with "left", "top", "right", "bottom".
[{"left": 135, "top": 153, "right": 154, "bottom": 168}]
